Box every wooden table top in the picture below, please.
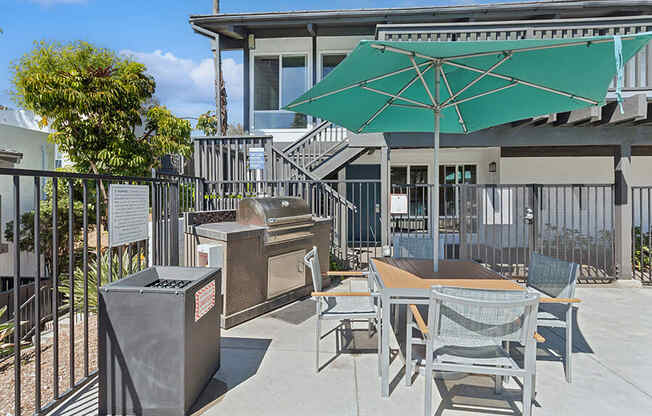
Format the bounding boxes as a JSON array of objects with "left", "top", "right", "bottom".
[{"left": 371, "top": 258, "right": 524, "bottom": 291}]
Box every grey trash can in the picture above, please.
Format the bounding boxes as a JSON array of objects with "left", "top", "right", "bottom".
[{"left": 98, "top": 266, "right": 221, "bottom": 416}]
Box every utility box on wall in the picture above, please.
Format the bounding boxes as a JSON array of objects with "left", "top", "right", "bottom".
[{"left": 98, "top": 266, "right": 221, "bottom": 416}]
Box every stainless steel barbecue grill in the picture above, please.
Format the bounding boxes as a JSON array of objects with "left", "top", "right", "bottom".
[{"left": 189, "top": 197, "right": 331, "bottom": 328}]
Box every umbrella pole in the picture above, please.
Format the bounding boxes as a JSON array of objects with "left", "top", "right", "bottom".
[{"left": 433, "top": 63, "right": 441, "bottom": 272}]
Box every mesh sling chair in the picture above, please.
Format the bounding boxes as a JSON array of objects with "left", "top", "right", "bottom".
[
  {"left": 304, "top": 247, "right": 380, "bottom": 372},
  {"left": 406, "top": 286, "right": 541, "bottom": 416},
  {"left": 527, "top": 252, "right": 580, "bottom": 383}
]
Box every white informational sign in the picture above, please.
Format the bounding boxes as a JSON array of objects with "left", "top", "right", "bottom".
[
  {"left": 109, "top": 184, "right": 150, "bottom": 247},
  {"left": 249, "top": 147, "right": 265, "bottom": 170},
  {"left": 390, "top": 194, "right": 408, "bottom": 214}
]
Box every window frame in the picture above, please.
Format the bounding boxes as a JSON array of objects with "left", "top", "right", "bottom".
[
  {"left": 439, "top": 163, "right": 478, "bottom": 219},
  {"left": 317, "top": 51, "right": 349, "bottom": 82},
  {"left": 251, "top": 51, "right": 311, "bottom": 132}
]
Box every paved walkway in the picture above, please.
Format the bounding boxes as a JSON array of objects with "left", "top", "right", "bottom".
[{"left": 49, "top": 284, "right": 652, "bottom": 416}]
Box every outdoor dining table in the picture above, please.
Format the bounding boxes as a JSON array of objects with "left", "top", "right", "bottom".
[{"left": 368, "top": 257, "right": 525, "bottom": 398}]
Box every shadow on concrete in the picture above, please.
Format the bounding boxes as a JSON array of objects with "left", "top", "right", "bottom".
[
  {"left": 49, "top": 378, "right": 100, "bottom": 416},
  {"left": 433, "top": 374, "right": 529, "bottom": 416},
  {"left": 190, "top": 337, "right": 271, "bottom": 415},
  {"left": 267, "top": 298, "right": 317, "bottom": 325}
]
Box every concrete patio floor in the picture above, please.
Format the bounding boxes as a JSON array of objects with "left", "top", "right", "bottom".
[{"left": 49, "top": 281, "right": 652, "bottom": 416}]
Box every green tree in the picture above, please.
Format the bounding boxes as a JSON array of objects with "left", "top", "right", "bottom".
[
  {"left": 11, "top": 41, "right": 192, "bottom": 190},
  {"left": 197, "top": 110, "right": 244, "bottom": 136}
]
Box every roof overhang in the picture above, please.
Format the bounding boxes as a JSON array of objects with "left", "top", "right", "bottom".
[
  {"left": 189, "top": 1, "right": 652, "bottom": 42},
  {"left": 0, "top": 149, "right": 24, "bottom": 165}
]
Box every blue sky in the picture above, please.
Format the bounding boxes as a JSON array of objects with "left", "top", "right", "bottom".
[{"left": 0, "top": 0, "right": 523, "bottom": 125}]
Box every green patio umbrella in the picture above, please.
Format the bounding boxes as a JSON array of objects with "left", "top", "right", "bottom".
[{"left": 284, "top": 33, "right": 652, "bottom": 271}]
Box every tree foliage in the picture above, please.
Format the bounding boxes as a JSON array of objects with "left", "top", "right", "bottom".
[
  {"left": 197, "top": 110, "right": 245, "bottom": 136},
  {"left": 11, "top": 41, "right": 192, "bottom": 178}
]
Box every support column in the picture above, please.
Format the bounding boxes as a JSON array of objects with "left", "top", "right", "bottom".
[
  {"left": 243, "top": 33, "right": 250, "bottom": 133},
  {"left": 338, "top": 168, "right": 348, "bottom": 263},
  {"left": 381, "top": 145, "right": 390, "bottom": 254},
  {"left": 614, "top": 142, "right": 633, "bottom": 280}
]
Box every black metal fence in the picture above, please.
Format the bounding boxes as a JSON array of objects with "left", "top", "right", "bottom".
[
  {"left": 0, "top": 167, "right": 180, "bottom": 416},
  {"left": 632, "top": 186, "right": 652, "bottom": 282},
  {"left": 389, "top": 183, "right": 615, "bottom": 280},
  {"left": 0, "top": 165, "right": 636, "bottom": 415}
]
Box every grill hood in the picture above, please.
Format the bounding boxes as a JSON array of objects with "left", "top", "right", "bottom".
[{"left": 237, "top": 197, "right": 311, "bottom": 227}]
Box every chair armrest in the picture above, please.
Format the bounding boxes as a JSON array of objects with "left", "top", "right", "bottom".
[
  {"left": 409, "top": 304, "right": 429, "bottom": 336},
  {"left": 534, "top": 332, "right": 546, "bottom": 343},
  {"left": 540, "top": 297, "right": 581, "bottom": 304},
  {"left": 323, "top": 271, "right": 367, "bottom": 279},
  {"left": 311, "top": 291, "right": 371, "bottom": 297}
]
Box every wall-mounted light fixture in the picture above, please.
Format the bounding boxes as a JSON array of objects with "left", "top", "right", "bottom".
[
  {"left": 488, "top": 161, "right": 497, "bottom": 173},
  {"left": 248, "top": 34, "right": 255, "bottom": 50}
]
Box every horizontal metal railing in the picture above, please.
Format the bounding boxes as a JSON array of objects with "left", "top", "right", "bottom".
[
  {"left": 282, "top": 121, "right": 348, "bottom": 172},
  {"left": 389, "top": 183, "right": 615, "bottom": 280},
  {"left": 379, "top": 16, "right": 652, "bottom": 91}
]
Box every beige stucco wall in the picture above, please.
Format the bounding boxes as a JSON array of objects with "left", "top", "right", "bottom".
[{"left": 499, "top": 156, "right": 652, "bottom": 185}]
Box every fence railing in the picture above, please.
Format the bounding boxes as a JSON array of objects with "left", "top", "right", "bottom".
[
  {"left": 632, "top": 186, "right": 652, "bottom": 282},
  {"left": 388, "top": 183, "right": 615, "bottom": 280},
  {"left": 282, "top": 121, "right": 348, "bottom": 172},
  {"left": 378, "top": 15, "right": 652, "bottom": 91},
  {"left": 0, "top": 167, "right": 180, "bottom": 416}
]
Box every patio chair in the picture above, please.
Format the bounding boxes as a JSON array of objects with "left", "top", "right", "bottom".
[
  {"left": 406, "top": 286, "right": 541, "bottom": 416},
  {"left": 527, "top": 252, "right": 580, "bottom": 383},
  {"left": 304, "top": 247, "right": 379, "bottom": 372}
]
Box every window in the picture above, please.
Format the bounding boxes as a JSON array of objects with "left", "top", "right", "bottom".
[
  {"left": 391, "top": 166, "right": 407, "bottom": 185},
  {"left": 254, "top": 55, "right": 307, "bottom": 129},
  {"left": 439, "top": 164, "right": 477, "bottom": 217},
  {"left": 321, "top": 54, "right": 346, "bottom": 79},
  {"left": 391, "top": 165, "right": 428, "bottom": 218}
]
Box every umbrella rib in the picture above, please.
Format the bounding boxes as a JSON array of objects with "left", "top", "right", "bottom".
[
  {"left": 285, "top": 61, "right": 432, "bottom": 109},
  {"left": 440, "top": 53, "right": 512, "bottom": 108},
  {"left": 439, "top": 67, "right": 468, "bottom": 133},
  {"left": 370, "top": 36, "right": 637, "bottom": 63},
  {"left": 409, "top": 55, "right": 437, "bottom": 106},
  {"left": 443, "top": 60, "right": 599, "bottom": 105},
  {"left": 441, "top": 82, "right": 518, "bottom": 109},
  {"left": 361, "top": 85, "right": 434, "bottom": 109},
  {"left": 357, "top": 63, "right": 434, "bottom": 132}
]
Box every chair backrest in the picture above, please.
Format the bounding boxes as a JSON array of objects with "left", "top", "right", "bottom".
[
  {"left": 304, "top": 246, "right": 322, "bottom": 292},
  {"left": 427, "top": 286, "right": 540, "bottom": 346},
  {"left": 527, "top": 252, "right": 579, "bottom": 298}
]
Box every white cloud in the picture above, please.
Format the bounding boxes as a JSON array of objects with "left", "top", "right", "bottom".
[{"left": 119, "top": 49, "right": 244, "bottom": 123}]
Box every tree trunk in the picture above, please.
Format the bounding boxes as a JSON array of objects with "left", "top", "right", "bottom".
[{"left": 220, "top": 69, "right": 228, "bottom": 135}]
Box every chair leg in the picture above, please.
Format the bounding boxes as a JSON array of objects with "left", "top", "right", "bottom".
[
  {"left": 522, "top": 374, "right": 533, "bottom": 416},
  {"left": 377, "top": 317, "right": 382, "bottom": 377},
  {"left": 495, "top": 375, "right": 504, "bottom": 394},
  {"left": 406, "top": 307, "right": 413, "bottom": 386},
  {"left": 315, "top": 317, "right": 321, "bottom": 373},
  {"left": 565, "top": 307, "right": 573, "bottom": 383},
  {"left": 424, "top": 343, "right": 433, "bottom": 416}
]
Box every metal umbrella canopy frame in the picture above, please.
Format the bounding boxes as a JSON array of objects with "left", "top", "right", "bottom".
[{"left": 285, "top": 34, "right": 652, "bottom": 271}]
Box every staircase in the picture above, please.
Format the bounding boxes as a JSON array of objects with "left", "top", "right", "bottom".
[{"left": 281, "top": 121, "right": 366, "bottom": 179}]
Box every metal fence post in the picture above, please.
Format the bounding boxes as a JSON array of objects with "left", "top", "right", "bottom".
[{"left": 170, "top": 181, "right": 180, "bottom": 266}]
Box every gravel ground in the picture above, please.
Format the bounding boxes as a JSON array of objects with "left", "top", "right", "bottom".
[{"left": 0, "top": 314, "right": 98, "bottom": 416}]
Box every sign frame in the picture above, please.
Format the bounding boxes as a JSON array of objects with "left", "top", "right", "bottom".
[{"left": 108, "top": 184, "right": 150, "bottom": 247}]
